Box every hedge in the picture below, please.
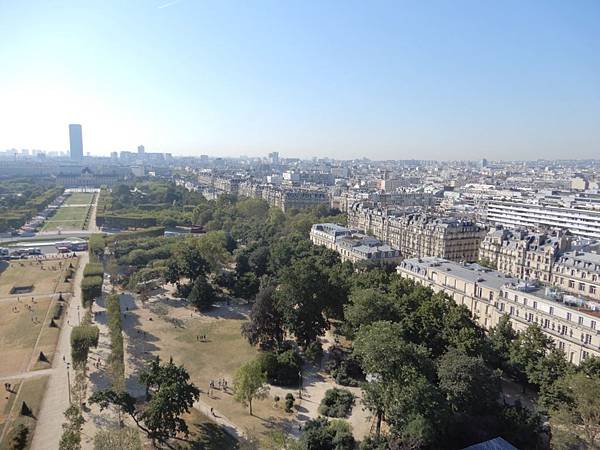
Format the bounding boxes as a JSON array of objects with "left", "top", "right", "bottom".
[
  {"left": 83, "top": 263, "right": 104, "bottom": 278},
  {"left": 71, "top": 324, "right": 100, "bottom": 368},
  {"left": 106, "top": 293, "right": 125, "bottom": 390},
  {"left": 88, "top": 234, "right": 106, "bottom": 261},
  {"left": 105, "top": 227, "right": 165, "bottom": 245},
  {"left": 81, "top": 276, "right": 103, "bottom": 307}
]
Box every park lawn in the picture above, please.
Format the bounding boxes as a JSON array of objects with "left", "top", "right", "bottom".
[
  {"left": 183, "top": 408, "right": 239, "bottom": 449},
  {"left": 0, "top": 376, "right": 48, "bottom": 450},
  {"left": 0, "top": 259, "right": 68, "bottom": 296},
  {"left": 149, "top": 312, "right": 292, "bottom": 446},
  {"left": 0, "top": 297, "right": 52, "bottom": 377},
  {"left": 63, "top": 192, "right": 94, "bottom": 206},
  {"left": 42, "top": 206, "right": 89, "bottom": 231}
]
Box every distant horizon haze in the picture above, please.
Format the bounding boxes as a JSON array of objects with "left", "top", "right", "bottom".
[{"left": 0, "top": 1, "right": 598, "bottom": 160}]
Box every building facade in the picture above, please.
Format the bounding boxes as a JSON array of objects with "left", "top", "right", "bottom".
[
  {"left": 397, "top": 257, "right": 600, "bottom": 365},
  {"left": 487, "top": 201, "right": 600, "bottom": 240},
  {"left": 310, "top": 223, "right": 401, "bottom": 265},
  {"left": 348, "top": 203, "right": 485, "bottom": 261},
  {"left": 69, "top": 124, "right": 83, "bottom": 160}
]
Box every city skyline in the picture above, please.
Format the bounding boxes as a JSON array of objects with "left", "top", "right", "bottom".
[{"left": 0, "top": 1, "right": 599, "bottom": 160}]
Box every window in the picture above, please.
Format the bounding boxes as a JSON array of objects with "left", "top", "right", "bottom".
[
  {"left": 592, "top": 320, "right": 596, "bottom": 330},
  {"left": 509, "top": 306, "right": 515, "bottom": 315},
  {"left": 549, "top": 306, "right": 554, "bottom": 315},
  {"left": 533, "top": 301, "right": 537, "bottom": 309},
  {"left": 579, "top": 283, "right": 586, "bottom": 291},
  {"left": 567, "top": 312, "right": 572, "bottom": 321},
  {"left": 569, "top": 280, "right": 575, "bottom": 288},
  {"left": 585, "top": 334, "right": 592, "bottom": 345},
  {"left": 524, "top": 298, "right": 528, "bottom": 307},
  {"left": 579, "top": 317, "right": 584, "bottom": 325},
  {"left": 591, "top": 286, "right": 597, "bottom": 295},
  {"left": 583, "top": 351, "right": 590, "bottom": 360},
  {"left": 558, "top": 341, "right": 565, "bottom": 350}
]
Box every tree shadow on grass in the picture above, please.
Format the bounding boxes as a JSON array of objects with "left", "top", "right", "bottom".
[{"left": 183, "top": 421, "right": 239, "bottom": 450}]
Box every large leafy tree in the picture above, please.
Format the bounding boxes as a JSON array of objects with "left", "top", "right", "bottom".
[
  {"left": 241, "top": 285, "right": 284, "bottom": 349},
  {"left": 276, "top": 256, "right": 334, "bottom": 347},
  {"left": 509, "top": 324, "right": 554, "bottom": 383},
  {"left": 187, "top": 275, "right": 215, "bottom": 311},
  {"left": 233, "top": 358, "right": 269, "bottom": 415},
  {"left": 488, "top": 314, "right": 518, "bottom": 370},
  {"left": 437, "top": 348, "right": 501, "bottom": 416},
  {"left": 343, "top": 288, "right": 399, "bottom": 333},
  {"left": 353, "top": 321, "right": 434, "bottom": 436},
  {"left": 90, "top": 357, "right": 199, "bottom": 447},
  {"left": 550, "top": 373, "right": 600, "bottom": 449}
]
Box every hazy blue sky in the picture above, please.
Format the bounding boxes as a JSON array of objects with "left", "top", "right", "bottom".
[{"left": 0, "top": 0, "right": 599, "bottom": 160}]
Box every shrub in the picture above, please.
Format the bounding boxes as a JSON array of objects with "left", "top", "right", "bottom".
[
  {"left": 52, "top": 303, "right": 64, "bottom": 320},
  {"left": 300, "top": 417, "right": 355, "bottom": 450},
  {"left": 7, "top": 423, "right": 29, "bottom": 450},
  {"left": 257, "top": 349, "right": 302, "bottom": 387},
  {"left": 318, "top": 388, "right": 355, "bottom": 418},
  {"left": 285, "top": 393, "right": 295, "bottom": 412}
]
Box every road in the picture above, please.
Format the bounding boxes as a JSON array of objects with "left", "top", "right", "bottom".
[{"left": 30, "top": 252, "right": 89, "bottom": 450}]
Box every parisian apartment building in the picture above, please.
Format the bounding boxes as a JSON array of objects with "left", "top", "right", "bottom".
[
  {"left": 397, "top": 257, "right": 600, "bottom": 365},
  {"left": 309, "top": 223, "right": 401, "bottom": 265},
  {"left": 479, "top": 227, "right": 600, "bottom": 303},
  {"left": 347, "top": 203, "right": 486, "bottom": 262}
]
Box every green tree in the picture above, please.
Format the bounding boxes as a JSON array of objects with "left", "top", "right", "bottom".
[
  {"left": 550, "top": 373, "right": 600, "bottom": 449},
  {"left": 90, "top": 357, "right": 199, "bottom": 446},
  {"left": 353, "top": 321, "right": 433, "bottom": 436},
  {"left": 233, "top": 358, "right": 269, "bottom": 415},
  {"left": 437, "top": 348, "right": 501, "bottom": 415},
  {"left": 241, "top": 285, "right": 284, "bottom": 349},
  {"left": 343, "top": 288, "right": 398, "bottom": 333},
  {"left": 276, "top": 256, "right": 333, "bottom": 347},
  {"left": 188, "top": 276, "right": 215, "bottom": 311},
  {"left": 509, "top": 324, "right": 554, "bottom": 383},
  {"left": 300, "top": 417, "right": 355, "bottom": 450},
  {"left": 488, "top": 314, "right": 518, "bottom": 370},
  {"left": 59, "top": 405, "right": 85, "bottom": 450}
]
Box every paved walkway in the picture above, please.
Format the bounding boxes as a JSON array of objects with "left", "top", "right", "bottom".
[{"left": 30, "top": 253, "right": 89, "bottom": 450}]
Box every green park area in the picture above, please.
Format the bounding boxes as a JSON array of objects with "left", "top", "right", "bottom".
[
  {"left": 62, "top": 192, "right": 94, "bottom": 206},
  {"left": 42, "top": 206, "right": 90, "bottom": 232}
]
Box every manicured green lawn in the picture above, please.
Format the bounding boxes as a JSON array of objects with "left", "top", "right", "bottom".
[
  {"left": 42, "top": 206, "right": 89, "bottom": 231},
  {"left": 63, "top": 192, "right": 94, "bottom": 206}
]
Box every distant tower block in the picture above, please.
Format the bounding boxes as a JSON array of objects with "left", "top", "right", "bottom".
[{"left": 69, "top": 124, "right": 83, "bottom": 159}]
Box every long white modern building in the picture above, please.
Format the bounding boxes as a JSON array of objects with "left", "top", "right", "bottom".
[{"left": 487, "top": 201, "right": 600, "bottom": 240}]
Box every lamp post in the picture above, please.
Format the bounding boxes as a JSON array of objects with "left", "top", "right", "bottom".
[
  {"left": 298, "top": 369, "right": 302, "bottom": 400},
  {"left": 77, "top": 306, "right": 80, "bottom": 325},
  {"left": 66, "top": 362, "right": 72, "bottom": 404}
]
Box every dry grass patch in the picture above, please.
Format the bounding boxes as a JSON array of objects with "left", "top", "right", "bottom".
[
  {"left": 135, "top": 302, "right": 292, "bottom": 446},
  {"left": 0, "top": 259, "right": 71, "bottom": 297},
  {"left": 0, "top": 375, "right": 48, "bottom": 449},
  {"left": 0, "top": 297, "right": 53, "bottom": 377}
]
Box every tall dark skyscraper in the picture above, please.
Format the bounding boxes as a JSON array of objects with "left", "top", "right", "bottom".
[{"left": 69, "top": 124, "right": 83, "bottom": 159}]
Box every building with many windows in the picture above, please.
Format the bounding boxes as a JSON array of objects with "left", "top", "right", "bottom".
[
  {"left": 348, "top": 203, "right": 485, "bottom": 261},
  {"left": 479, "top": 228, "right": 570, "bottom": 282},
  {"left": 487, "top": 200, "right": 600, "bottom": 240},
  {"left": 397, "top": 257, "right": 600, "bottom": 365},
  {"left": 310, "top": 223, "right": 401, "bottom": 265}
]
